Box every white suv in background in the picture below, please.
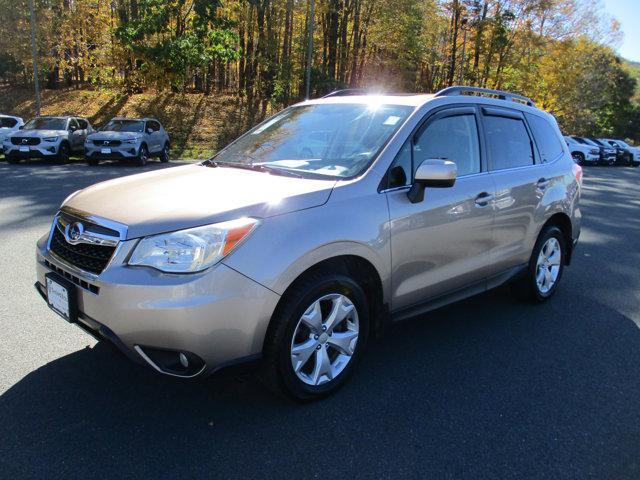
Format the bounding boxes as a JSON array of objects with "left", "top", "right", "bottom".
[
  {"left": 0, "top": 114, "right": 24, "bottom": 156},
  {"left": 563, "top": 136, "right": 599, "bottom": 165}
]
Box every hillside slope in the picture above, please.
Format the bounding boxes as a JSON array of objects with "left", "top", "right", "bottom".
[{"left": 0, "top": 86, "right": 254, "bottom": 159}]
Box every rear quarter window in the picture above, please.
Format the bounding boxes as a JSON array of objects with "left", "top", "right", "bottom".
[{"left": 525, "top": 113, "right": 564, "bottom": 163}]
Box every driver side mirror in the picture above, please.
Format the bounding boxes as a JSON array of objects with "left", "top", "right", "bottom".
[
  {"left": 407, "top": 159, "right": 457, "bottom": 203},
  {"left": 69, "top": 125, "right": 77, "bottom": 132}
]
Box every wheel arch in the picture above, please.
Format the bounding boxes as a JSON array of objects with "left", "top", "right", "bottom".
[
  {"left": 263, "top": 253, "right": 386, "bottom": 353},
  {"left": 540, "top": 212, "right": 574, "bottom": 265}
]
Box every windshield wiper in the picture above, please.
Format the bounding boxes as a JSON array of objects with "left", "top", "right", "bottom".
[{"left": 205, "top": 160, "right": 303, "bottom": 178}]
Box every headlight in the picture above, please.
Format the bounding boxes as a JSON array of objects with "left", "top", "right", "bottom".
[
  {"left": 122, "top": 138, "right": 140, "bottom": 144},
  {"left": 43, "top": 136, "right": 58, "bottom": 142},
  {"left": 128, "top": 218, "right": 259, "bottom": 273}
]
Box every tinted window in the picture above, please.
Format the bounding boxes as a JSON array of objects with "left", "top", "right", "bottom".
[
  {"left": 387, "top": 140, "right": 411, "bottom": 188},
  {"left": 68, "top": 119, "right": 79, "bottom": 130},
  {"left": 413, "top": 114, "right": 481, "bottom": 176},
  {"left": 0, "top": 117, "right": 18, "bottom": 129},
  {"left": 484, "top": 115, "right": 533, "bottom": 170},
  {"left": 77, "top": 119, "right": 88, "bottom": 129},
  {"left": 147, "top": 121, "right": 160, "bottom": 132},
  {"left": 525, "top": 114, "right": 563, "bottom": 163}
]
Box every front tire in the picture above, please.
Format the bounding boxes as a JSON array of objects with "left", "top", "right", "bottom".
[
  {"left": 263, "top": 271, "right": 370, "bottom": 401},
  {"left": 512, "top": 226, "right": 566, "bottom": 302},
  {"left": 86, "top": 156, "right": 99, "bottom": 166},
  {"left": 56, "top": 142, "right": 70, "bottom": 163},
  {"left": 136, "top": 144, "right": 149, "bottom": 167},
  {"left": 6, "top": 153, "right": 20, "bottom": 164}
]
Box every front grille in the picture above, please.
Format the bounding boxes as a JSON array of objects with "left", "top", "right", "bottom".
[
  {"left": 93, "top": 139, "right": 121, "bottom": 146},
  {"left": 50, "top": 227, "right": 116, "bottom": 274},
  {"left": 11, "top": 137, "right": 40, "bottom": 145}
]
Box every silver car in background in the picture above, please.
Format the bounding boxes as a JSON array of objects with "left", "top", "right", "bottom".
[
  {"left": 35, "top": 87, "right": 582, "bottom": 400},
  {"left": 4, "top": 116, "right": 92, "bottom": 163},
  {"left": 0, "top": 114, "right": 24, "bottom": 155},
  {"left": 84, "top": 117, "right": 170, "bottom": 166}
]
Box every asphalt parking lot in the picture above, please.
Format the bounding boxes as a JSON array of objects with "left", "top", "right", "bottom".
[{"left": 1, "top": 160, "right": 639, "bottom": 478}]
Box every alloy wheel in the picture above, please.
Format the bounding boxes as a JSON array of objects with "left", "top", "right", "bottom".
[
  {"left": 535, "top": 237, "right": 562, "bottom": 294},
  {"left": 290, "top": 293, "right": 359, "bottom": 386}
]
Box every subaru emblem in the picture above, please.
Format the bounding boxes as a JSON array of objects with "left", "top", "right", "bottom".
[{"left": 65, "top": 222, "right": 84, "bottom": 244}]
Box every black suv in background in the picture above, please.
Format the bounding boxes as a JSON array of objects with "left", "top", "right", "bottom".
[{"left": 582, "top": 137, "right": 617, "bottom": 165}]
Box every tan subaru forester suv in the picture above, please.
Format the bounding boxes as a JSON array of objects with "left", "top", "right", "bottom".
[{"left": 35, "top": 86, "right": 582, "bottom": 400}]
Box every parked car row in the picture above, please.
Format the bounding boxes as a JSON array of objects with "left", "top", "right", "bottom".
[
  {"left": 564, "top": 135, "right": 640, "bottom": 167},
  {"left": 0, "top": 114, "right": 170, "bottom": 166}
]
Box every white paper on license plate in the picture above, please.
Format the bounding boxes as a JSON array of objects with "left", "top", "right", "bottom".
[
  {"left": 19, "top": 146, "right": 29, "bottom": 152},
  {"left": 101, "top": 148, "right": 112, "bottom": 154},
  {"left": 46, "top": 277, "right": 70, "bottom": 319}
]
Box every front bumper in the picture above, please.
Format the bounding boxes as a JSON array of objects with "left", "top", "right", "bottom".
[
  {"left": 85, "top": 144, "right": 140, "bottom": 159},
  {"left": 36, "top": 233, "right": 280, "bottom": 377},
  {"left": 5, "top": 143, "right": 60, "bottom": 158}
]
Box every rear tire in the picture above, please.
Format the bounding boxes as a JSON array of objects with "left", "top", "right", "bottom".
[
  {"left": 263, "top": 271, "right": 369, "bottom": 401},
  {"left": 136, "top": 144, "right": 149, "bottom": 167},
  {"left": 512, "top": 225, "right": 566, "bottom": 303}
]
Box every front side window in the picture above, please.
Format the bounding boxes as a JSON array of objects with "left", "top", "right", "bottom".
[
  {"left": 77, "top": 119, "right": 88, "bottom": 129},
  {"left": 147, "top": 121, "right": 160, "bottom": 132},
  {"left": 413, "top": 114, "right": 481, "bottom": 176},
  {"left": 484, "top": 115, "right": 534, "bottom": 170},
  {"left": 214, "top": 103, "right": 414, "bottom": 178},
  {"left": 24, "top": 117, "right": 67, "bottom": 130}
]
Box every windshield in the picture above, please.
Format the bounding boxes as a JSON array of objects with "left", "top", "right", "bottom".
[
  {"left": 212, "top": 103, "right": 414, "bottom": 178},
  {"left": 24, "top": 117, "right": 67, "bottom": 130},
  {"left": 615, "top": 140, "right": 631, "bottom": 148},
  {"left": 588, "top": 138, "right": 604, "bottom": 146},
  {"left": 100, "top": 119, "right": 145, "bottom": 133},
  {"left": 0, "top": 117, "right": 18, "bottom": 129}
]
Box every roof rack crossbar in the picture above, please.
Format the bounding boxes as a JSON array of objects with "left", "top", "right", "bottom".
[{"left": 434, "top": 86, "right": 535, "bottom": 107}]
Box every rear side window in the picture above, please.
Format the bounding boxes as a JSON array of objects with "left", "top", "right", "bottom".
[
  {"left": 525, "top": 113, "right": 563, "bottom": 163},
  {"left": 484, "top": 115, "right": 534, "bottom": 170}
]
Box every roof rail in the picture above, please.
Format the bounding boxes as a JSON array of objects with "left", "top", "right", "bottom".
[
  {"left": 434, "top": 86, "right": 535, "bottom": 107},
  {"left": 322, "top": 89, "right": 371, "bottom": 98}
]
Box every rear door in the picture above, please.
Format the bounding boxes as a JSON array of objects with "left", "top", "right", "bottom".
[
  {"left": 482, "top": 107, "right": 557, "bottom": 275},
  {"left": 386, "top": 106, "right": 496, "bottom": 311}
]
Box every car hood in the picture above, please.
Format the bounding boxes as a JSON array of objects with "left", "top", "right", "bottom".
[
  {"left": 87, "top": 131, "right": 143, "bottom": 141},
  {"left": 12, "top": 129, "right": 67, "bottom": 138},
  {"left": 63, "top": 164, "right": 337, "bottom": 239}
]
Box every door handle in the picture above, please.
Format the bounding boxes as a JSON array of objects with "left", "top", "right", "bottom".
[
  {"left": 537, "top": 178, "right": 550, "bottom": 189},
  {"left": 474, "top": 192, "right": 493, "bottom": 207}
]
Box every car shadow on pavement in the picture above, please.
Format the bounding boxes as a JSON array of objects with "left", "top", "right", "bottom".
[{"left": 1, "top": 286, "right": 640, "bottom": 478}]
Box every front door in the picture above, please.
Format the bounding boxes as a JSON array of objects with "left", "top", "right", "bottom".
[{"left": 386, "top": 107, "right": 495, "bottom": 312}]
